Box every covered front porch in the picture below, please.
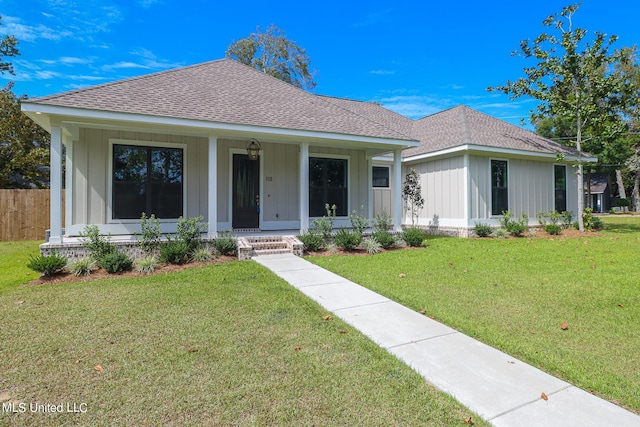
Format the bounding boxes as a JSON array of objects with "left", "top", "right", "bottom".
[{"left": 36, "top": 120, "right": 409, "bottom": 249}]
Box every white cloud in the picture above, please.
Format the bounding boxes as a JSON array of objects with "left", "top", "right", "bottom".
[
  {"left": 370, "top": 70, "right": 395, "bottom": 75},
  {"left": 102, "top": 61, "right": 151, "bottom": 72},
  {"left": 138, "top": 0, "right": 162, "bottom": 7},
  {"left": 0, "top": 16, "right": 72, "bottom": 42},
  {"left": 40, "top": 57, "right": 93, "bottom": 66},
  {"left": 378, "top": 95, "right": 452, "bottom": 119}
]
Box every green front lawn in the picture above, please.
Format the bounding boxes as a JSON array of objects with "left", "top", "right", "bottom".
[
  {"left": 0, "top": 255, "right": 485, "bottom": 425},
  {"left": 309, "top": 216, "right": 640, "bottom": 414},
  {"left": 0, "top": 240, "right": 41, "bottom": 293}
]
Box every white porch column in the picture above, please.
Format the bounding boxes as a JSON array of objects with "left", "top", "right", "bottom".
[
  {"left": 299, "top": 142, "right": 310, "bottom": 233},
  {"left": 49, "top": 124, "right": 63, "bottom": 243},
  {"left": 207, "top": 135, "right": 218, "bottom": 238},
  {"left": 64, "top": 125, "right": 78, "bottom": 234},
  {"left": 367, "top": 157, "right": 373, "bottom": 222},
  {"left": 393, "top": 148, "right": 403, "bottom": 232},
  {"left": 64, "top": 138, "right": 73, "bottom": 231}
]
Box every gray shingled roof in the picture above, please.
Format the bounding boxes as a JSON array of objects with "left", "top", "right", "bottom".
[
  {"left": 26, "top": 59, "right": 589, "bottom": 159},
  {"left": 403, "top": 105, "right": 584, "bottom": 158},
  {"left": 319, "top": 96, "right": 415, "bottom": 139},
  {"left": 585, "top": 173, "right": 609, "bottom": 194},
  {"left": 28, "top": 58, "right": 415, "bottom": 142}
]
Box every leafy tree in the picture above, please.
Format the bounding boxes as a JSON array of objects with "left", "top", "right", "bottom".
[
  {"left": 488, "top": 4, "right": 627, "bottom": 231},
  {"left": 0, "top": 16, "right": 50, "bottom": 189},
  {"left": 0, "top": 83, "right": 50, "bottom": 188},
  {"left": 615, "top": 47, "right": 640, "bottom": 210},
  {"left": 402, "top": 168, "right": 424, "bottom": 226},
  {"left": 226, "top": 25, "right": 316, "bottom": 90},
  {"left": 0, "top": 16, "right": 19, "bottom": 75}
]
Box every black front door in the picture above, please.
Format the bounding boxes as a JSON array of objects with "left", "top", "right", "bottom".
[{"left": 232, "top": 154, "right": 260, "bottom": 229}]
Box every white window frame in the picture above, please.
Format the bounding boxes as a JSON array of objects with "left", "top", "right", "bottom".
[
  {"left": 372, "top": 165, "right": 390, "bottom": 188},
  {"left": 489, "top": 158, "right": 509, "bottom": 217},
  {"left": 309, "top": 153, "right": 351, "bottom": 218},
  {"left": 553, "top": 163, "right": 567, "bottom": 213},
  {"left": 108, "top": 138, "right": 188, "bottom": 223}
]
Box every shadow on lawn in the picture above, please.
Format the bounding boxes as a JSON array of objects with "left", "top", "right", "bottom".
[{"left": 603, "top": 222, "right": 640, "bottom": 234}]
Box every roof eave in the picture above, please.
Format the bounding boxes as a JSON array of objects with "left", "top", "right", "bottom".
[
  {"left": 21, "top": 102, "right": 420, "bottom": 148},
  {"left": 403, "top": 144, "right": 597, "bottom": 163}
]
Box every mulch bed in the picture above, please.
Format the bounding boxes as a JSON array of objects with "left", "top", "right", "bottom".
[{"left": 27, "top": 256, "right": 237, "bottom": 286}]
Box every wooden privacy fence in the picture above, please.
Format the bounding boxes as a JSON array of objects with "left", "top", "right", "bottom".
[{"left": 0, "top": 189, "right": 65, "bottom": 242}]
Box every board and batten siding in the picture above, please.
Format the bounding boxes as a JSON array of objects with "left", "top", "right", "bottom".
[
  {"left": 468, "top": 155, "right": 579, "bottom": 221},
  {"left": 70, "top": 128, "right": 208, "bottom": 234},
  {"left": 406, "top": 155, "right": 466, "bottom": 224}
]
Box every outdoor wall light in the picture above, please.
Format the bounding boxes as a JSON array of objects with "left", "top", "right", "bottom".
[{"left": 246, "top": 138, "right": 261, "bottom": 160}]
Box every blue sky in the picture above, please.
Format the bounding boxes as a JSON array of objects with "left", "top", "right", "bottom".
[{"left": 3, "top": 1, "right": 639, "bottom": 127}]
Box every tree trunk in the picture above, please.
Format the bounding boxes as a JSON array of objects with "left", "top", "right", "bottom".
[
  {"left": 576, "top": 109, "right": 585, "bottom": 232},
  {"left": 633, "top": 171, "right": 640, "bottom": 212},
  {"left": 615, "top": 169, "right": 627, "bottom": 212}
]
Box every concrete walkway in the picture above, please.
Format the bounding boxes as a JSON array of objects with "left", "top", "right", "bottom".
[{"left": 253, "top": 254, "right": 640, "bottom": 427}]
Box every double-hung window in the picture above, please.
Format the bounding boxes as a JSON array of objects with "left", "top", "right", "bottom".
[
  {"left": 309, "top": 157, "right": 348, "bottom": 217},
  {"left": 112, "top": 144, "right": 184, "bottom": 219},
  {"left": 491, "top": 159, "right": 508, "bottom": 215}
]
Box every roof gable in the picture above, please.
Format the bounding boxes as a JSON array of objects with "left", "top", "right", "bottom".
[{"left": 28, "top": 58, "right": 414, "bottom": 141}]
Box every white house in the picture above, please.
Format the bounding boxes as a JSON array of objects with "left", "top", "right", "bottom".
[{"left": 21, "top": 58, "right": 594, "bottom": 251}]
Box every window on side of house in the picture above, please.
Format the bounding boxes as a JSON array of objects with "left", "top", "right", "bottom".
[
  {"left": 554, "top": 164, "right": 567, "bottom": 213},
  {"left": 112, "top": 144, "right": 184, "bottom": 219},
  {"left": 491, "top": 159, "right": 508, "bottom": 216},
  {"left": 309, "top": 157, "right": 348, "bottom": 217},
  {"left": 372, "top": 166, "right": 390, "bottom": 188}
]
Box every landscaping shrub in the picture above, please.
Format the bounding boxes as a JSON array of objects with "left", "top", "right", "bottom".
[
  {"left": 496, "top": 228, "right": 508, "bottom": 238},
  {"left": 27, "top": 253, "right": 67, "bottom": 276},
  {"left": 591, "top": 216, "right": 604, "bottom": 231},
  {"left": 298, "top": 230, "right": 324, "bottom": 252},
  {"left": 310, "top": 203, "right": 336, "bottom": 246},
  {"left": 177, "top": 215, "right": 207, "bottom": 252},
  {"left": 67, "top": 257, "right": 96, "bottom": 276},
  {"left": 325, "top": 243, "right": 338, "bottom": 254},
  {"left": 159, "top": 239, "right": 190, "bottom": 265},
  {"left": 583, "top": 208, "right": 604, "bottom": 231},
  {"left": 134, "top": 255, "right": 159, "bottom": 274},
  {"left": 139, "top": 213, "right": 162, "bottom": 254},
  {"left": 349, "top": 207, "right": 369, "bottom": 235},
  {"left": 373, "top": 209, "right": 393, "bottom": 232},
  {"left": 544, "top": 224, "right": 562, "bottom": 235},
  {"left": 561, "top": 211, "right": 573, "bottom": 229},
  {"left": 372, "top": 230, "right": 395, "bottom": 249},
  {"left": 363, "top": 237, "right": 382, "bottom": 254},
  {"left": 473, "top": 222, "right": 493, "bottom": 237},
  {"left": 211, "top": 231, "right": 238, "bottom": 256},
  {"left": 499, "top": 210, "right": 528, "bottom": 237},
  {"left": 192, "top": 246, "right": 214, "bottom": 262},
  {"left": 402, "top": 226, "right": 426, "bottom": 247},
  {"left": 80, "top": 224, "right": 116, "bottom": 260},
  {"left": 334, "top": 227, "right": 362, "bottom": 251},
  {"left": 98, "top": 251, "right": 133, "bottom": 273}
]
